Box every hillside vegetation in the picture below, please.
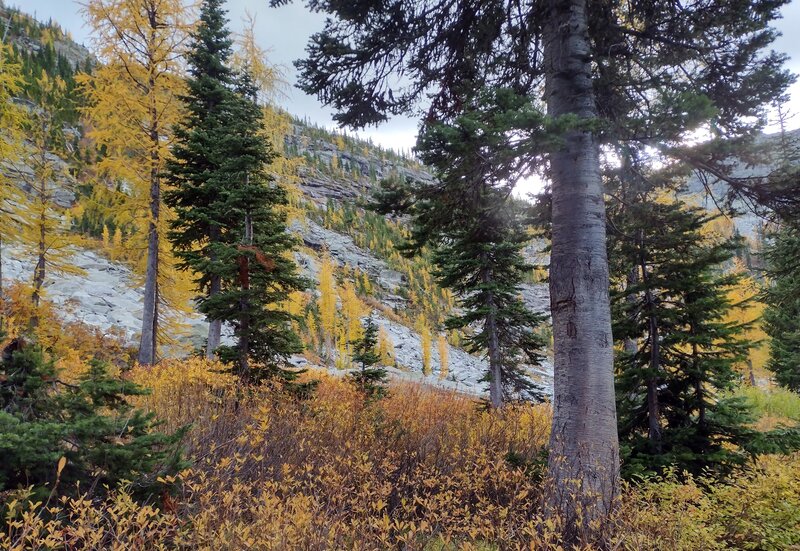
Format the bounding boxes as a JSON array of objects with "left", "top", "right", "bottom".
[{"left": 1, "top": 0, "right": 800, "bottom": 549}]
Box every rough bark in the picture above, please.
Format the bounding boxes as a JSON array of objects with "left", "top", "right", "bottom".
[
  {"left": 543, "top": 0, "right": 620, "bottom": 535},
  {"left": 138, "top": 202, "right": 159, "bottom": 365}
]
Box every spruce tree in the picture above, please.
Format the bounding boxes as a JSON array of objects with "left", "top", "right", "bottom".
[
  {"left": 0, "top": 340, "right": 185, "bottom": 501},
  {"left": 166, "top": 0, "right": 306, "bottom": 384},
  {"left": 373, "top": 91, "right": 548, "bottom": 407},
  {"left": 164, "top": 0, "right": 236, "bottom": 359},
  {"left": 763, "top": 225, "right": 800, "bottom": 391},
  {"left": 610, "top": 197, "right": 758, "bottom": 478},
  {"left": 348, "top": 316, "right": 388, "bottom": 401},
  {"left": 206, "top": 71, "right": 307, "bottom": 384}
]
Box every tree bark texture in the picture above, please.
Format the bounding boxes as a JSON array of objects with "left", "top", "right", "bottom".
[{"left": 543, "top": 0, "right": 620, "bottom": 535}]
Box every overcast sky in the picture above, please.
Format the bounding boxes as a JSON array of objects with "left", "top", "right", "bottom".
[{"left": 16, "top": 0, "right": 800, "bottom": 192}]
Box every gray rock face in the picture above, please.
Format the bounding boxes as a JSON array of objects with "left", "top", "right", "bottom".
[
  {"left": 1, "top": 245, "right": 211, "bottom": 353},
  {"left": 291, "top": 219, "right": 404, "bottom": 291}
]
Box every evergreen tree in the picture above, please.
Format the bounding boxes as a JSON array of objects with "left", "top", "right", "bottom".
[
  {"left": 164, "top": 0, "right": 236, "bottom": 359},
  {"left": 166, "top": 0, "right": 306, "bottom": 385},
  {"left": 348, "top": 316, "right": 388, "bottom": 401},
  {"left": 373, "top": 92, "right": 548, "bottom": 407},
  {"left": 0, "top": 339, "right": 185, "bottom": 501},
  {"left": 610, "top": 198, "right": 758, "bottom": 478},
  {"left": 207, "top": 72, "right": 307, "bottom": 385},
  {"left": 763, "top": 225, "right": 800, "bottom": 391}
]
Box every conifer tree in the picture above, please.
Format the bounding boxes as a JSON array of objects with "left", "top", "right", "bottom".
[
  {"left": 163, "top": 0, "right": 236, "bottom": 359},
  {"left": 348, "top": 316, "right": 388, "bottom": 401},
  {"left": 0, "top": 340, "right": 185, "bottom": 501},
  {"left": 438, "top": 334, "right": 449, "bottom": 380},
  {"left": 318, "top": 254, "right": 337, "bottom": 361},
  {"left": 16, "top": 72, "right": 78, "bottom": 320},
  {"left": 373, "top": 93, "right": 548, "bottom": 407},
  {"left": 166, "top": 4, "right": 305, "bottom": 384},
  {"left": 763, "top": 225, "right": 800, "bottom": 391},
  {"left": 213, "top": 72, "right": 307, "bottom": 384},
  {"left": 0, "top": 43, "right": 25, "bottom": 330},
  {"left": 610, "top": 197, "right": 758, "bottom": 477}
]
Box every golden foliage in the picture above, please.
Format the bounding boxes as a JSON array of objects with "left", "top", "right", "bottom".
[
  {"left": 438, "top": 333, "right": 449, "bottom": 379},
  {"left": 3, "top": 357, "right": 800, "bottom": 550}
]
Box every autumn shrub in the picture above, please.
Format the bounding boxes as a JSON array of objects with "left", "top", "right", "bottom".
[
  {"left": 4, "top": 358, "right": 800, "bottom": 550},
  {"left": 733, "top": 384, "right": 800, "bottom": 423},
  {"left": 612, "top": 454, "right": 800, "bottom": 550}
]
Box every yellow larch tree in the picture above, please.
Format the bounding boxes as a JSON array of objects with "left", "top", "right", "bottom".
[
  {"left": 378, "top": 324, "right": 394, "bottom": 366},
  {"left": 305, "top": 310, "right": 319, "bottom": 353},
  {"left": 725, "top": 258, "right": 769, "bottom": 383},
  {"left": 231, "top": 12, "right": 306, "bottom": 224},
  {"left": 16, "top": 72, "right": 83, "bottom": 320},
  {"left": 438, "top": 333, "right": 449, "bottom": 380},
  {"left": 417, "top": 316, "right": 432, "bottom": 376},
  {"left": 0, "top": 43, "right": 25, "bottom": 329},
  {"left": 318, "top": 254, "right": 337, "bottom": 361},
  {"left": 341, "top": 279, "right": 364, "bottom": 343},
  {"left": 112, "top": 226, "right": 123, "bottom": 259},
  {"left": 79, "top": 0, "right": 192, "bottom": 365}
]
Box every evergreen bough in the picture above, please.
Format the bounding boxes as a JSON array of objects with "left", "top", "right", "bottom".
[
  {"left": 763, "top": 225, "right": 800, "bottom": 392},
  {"left": 0, "top": 339, "right": 185, "bottom": 501}
]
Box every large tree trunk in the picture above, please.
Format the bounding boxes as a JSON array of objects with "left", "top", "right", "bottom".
[
  {"left": 543, "top": 0, "right": 620, "bottom": 536},
  {"left": 138, "top": 206, "right": 159, "bottom": 365}
]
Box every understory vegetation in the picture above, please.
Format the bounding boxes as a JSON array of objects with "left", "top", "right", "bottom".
[{"left": 0, "top": 346, "right": 798, "bottom": 550}]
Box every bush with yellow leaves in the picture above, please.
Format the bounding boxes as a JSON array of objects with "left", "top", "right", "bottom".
[{"left": 2, "top": 357, "right": 800, "bottom": 550}]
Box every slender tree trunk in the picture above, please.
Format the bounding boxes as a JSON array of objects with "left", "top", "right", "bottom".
[
  {"left": 207, "top": 225, "right": 222, "bottom": 359},
  {"left": 481, "top": 257, "right": 503, "bottom": 408},
  {"left": 32, "top": 212, "right": 45, "bottom": 309},
  {"left": 138, "top": 120, "right": 160, "bottom": 365},
  {"left": 692, "top": 338, "right": 706, "bottom": 427},
  {"left": 623, "top": 267, "right": 638, "bottom": 356},
  {"left": 645, "top": 295, "right": 662, "bottom": 451},
  {"left": 239, "top": 208, "right": 253, "bottom": 380},
  {"left": 639, "top": 237, "right": 662, "bottom": 451},
  {"left": 543, "top": 0, "right": 619, "bottom": 535},
  {"left": 30, "top": 185, "right": 46, "bottom": 329}
]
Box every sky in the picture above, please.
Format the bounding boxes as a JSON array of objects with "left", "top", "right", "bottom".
[{"left": 15, "top": 0, "right": 800, "bottom": 194}]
